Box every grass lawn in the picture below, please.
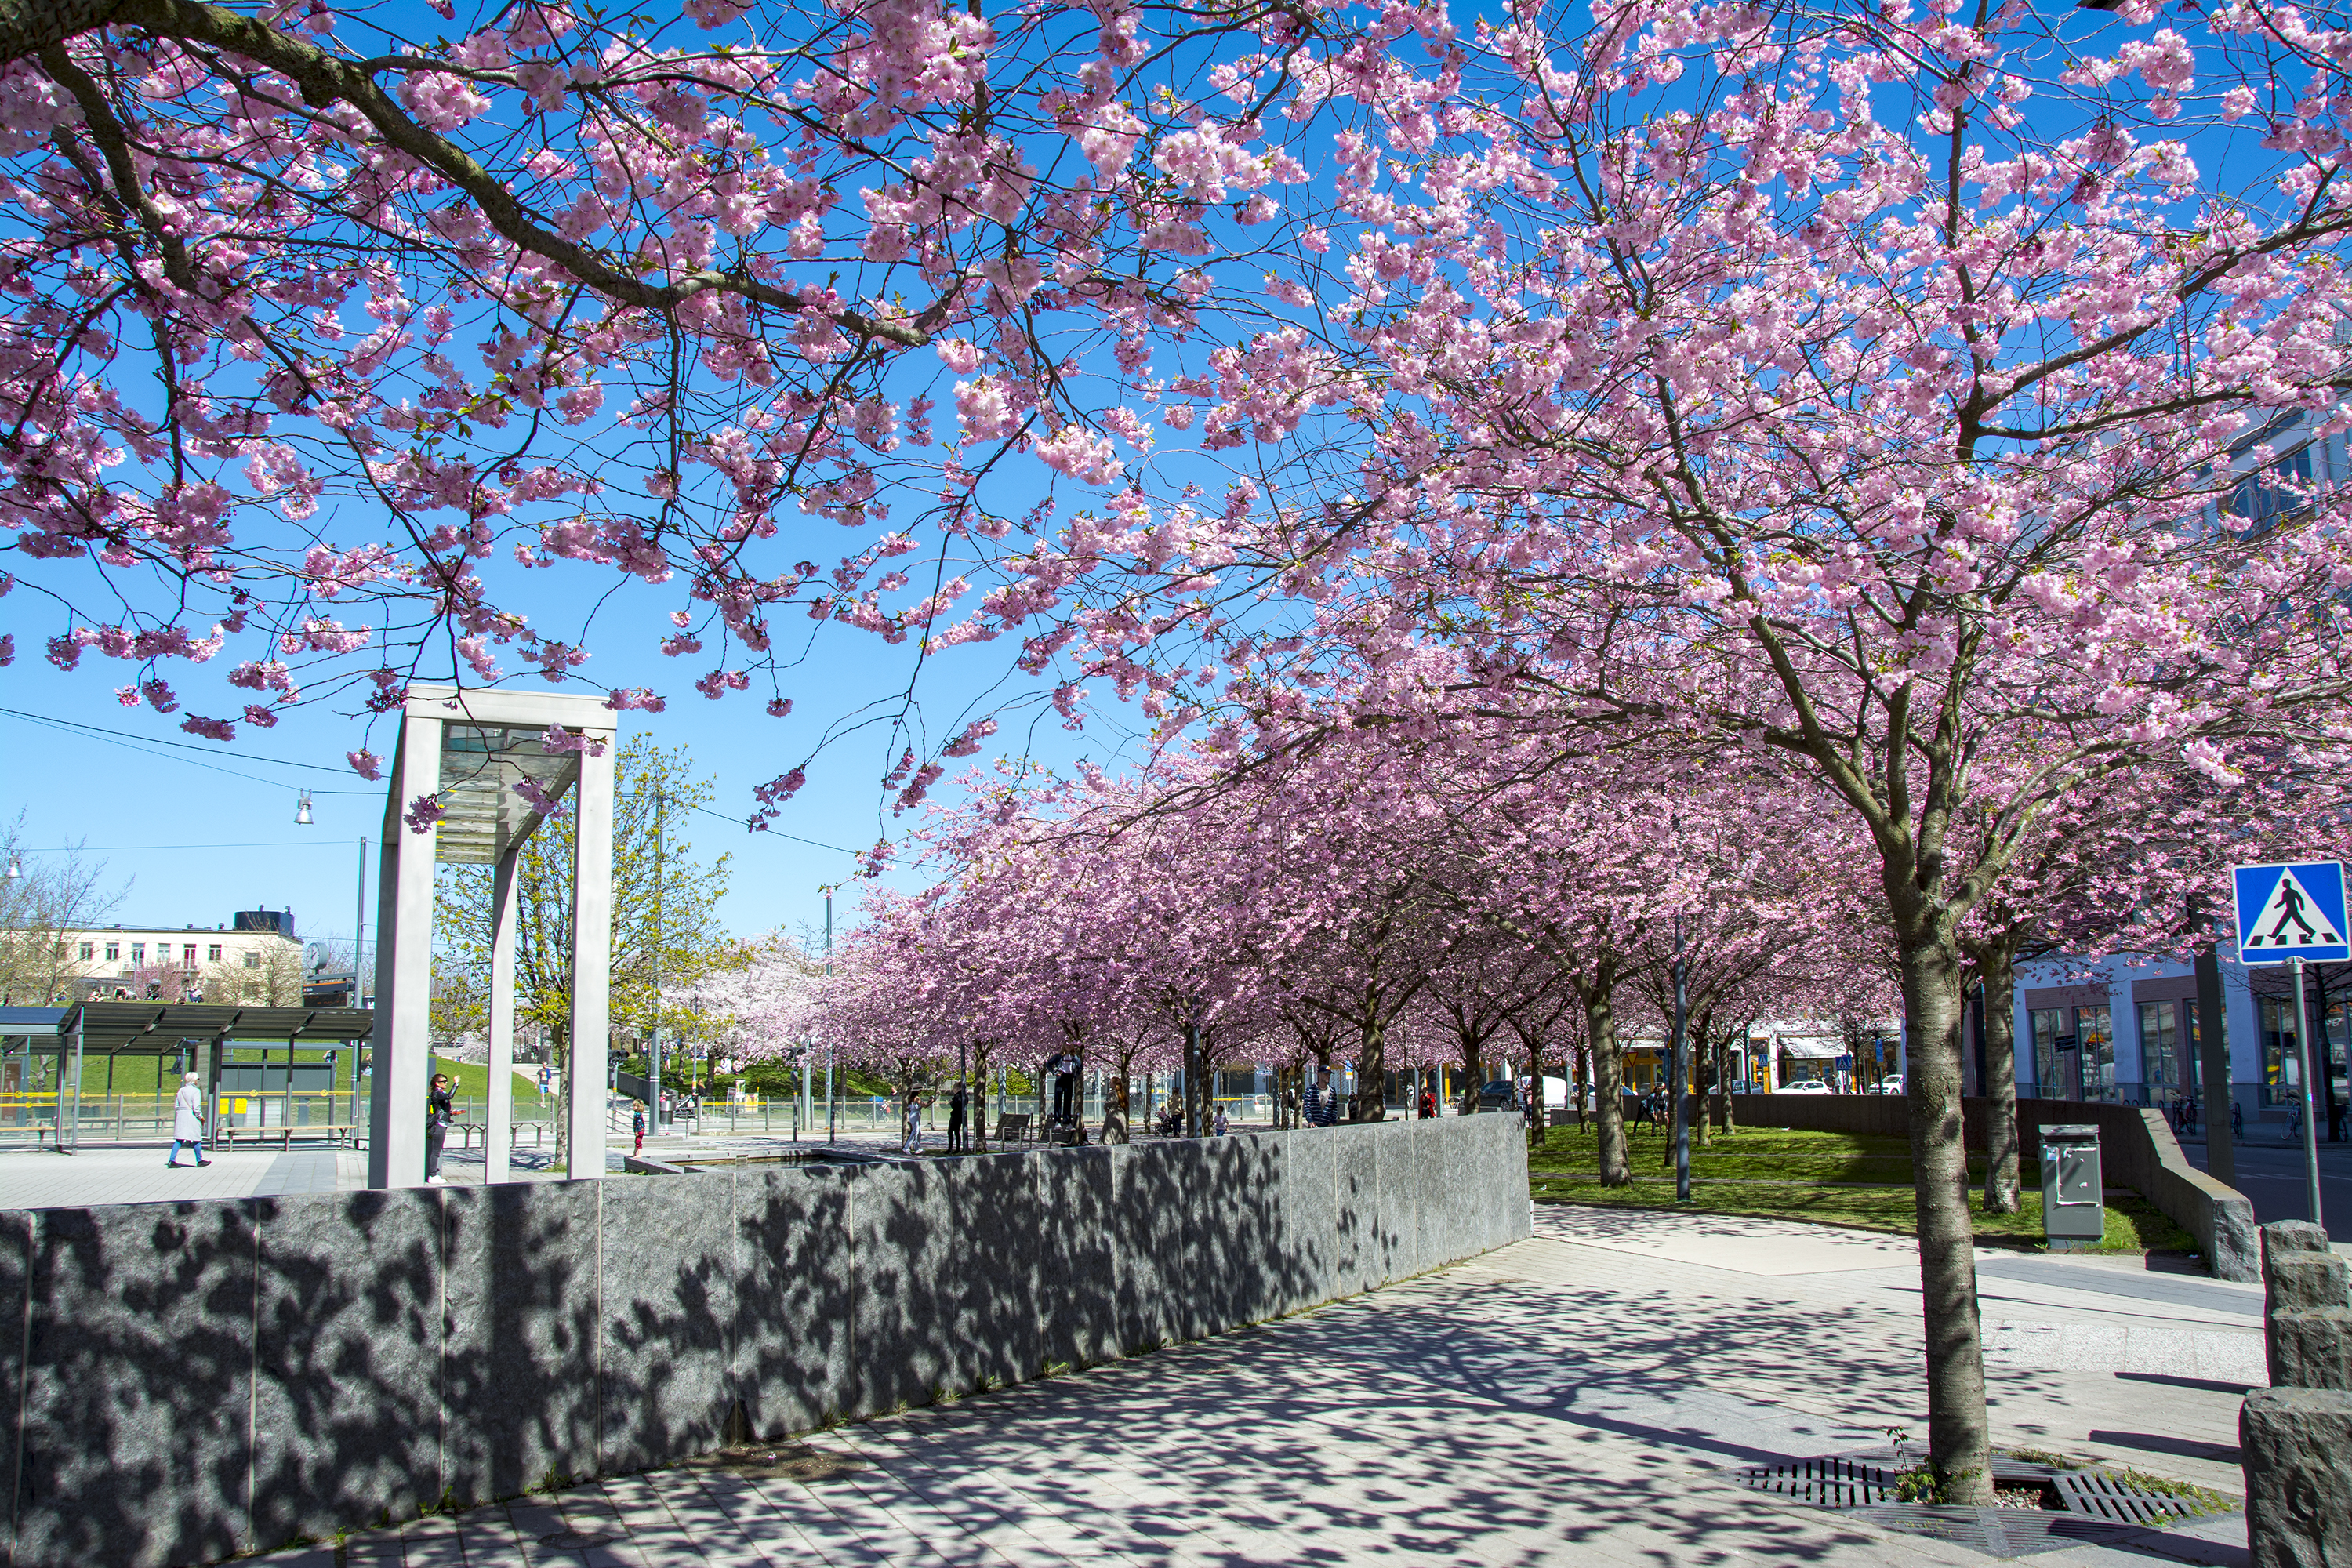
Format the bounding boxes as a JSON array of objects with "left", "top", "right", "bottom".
[{"left": 1526, "top": 1123, "right": 2195, "bottom": 1255}]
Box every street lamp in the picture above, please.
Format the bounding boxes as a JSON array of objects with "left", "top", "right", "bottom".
[
  {"left": 3, "top": 852, "right": 20, "bottom": 880},
  {"left": 294, "top": 790, "right": 314, "bottom": 826}
]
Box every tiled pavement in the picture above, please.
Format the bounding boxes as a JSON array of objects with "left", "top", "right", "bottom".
[{"left": 252, "top": 1206, "right": 2262, "bottom": 1568}]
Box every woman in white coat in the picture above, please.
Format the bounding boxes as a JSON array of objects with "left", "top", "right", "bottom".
[{"left": 169, "top": 1072, "right": 209, "bottom": 1168}]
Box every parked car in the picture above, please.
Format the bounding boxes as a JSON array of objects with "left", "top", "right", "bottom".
[
  {"left": 1778, "top": 1080, "right": 1832, "bottom": 1094},
  {"left": 1475, "top": 1080, "right": 1520, "bottom": 1112},
  {"left": 1869, "top": 1075, "right": 1907, "bottom": 1096}
]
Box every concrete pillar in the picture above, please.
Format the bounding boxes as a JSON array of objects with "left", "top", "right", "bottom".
[
  {"left": 368, "top": 718, "right": 442, "bottom": 1189},
  {"left": 564, "top": 729, "right": 615, "bottom": 1179},
  {"left": 485, "top": 844, "right": 518, "bottom": 1183}
]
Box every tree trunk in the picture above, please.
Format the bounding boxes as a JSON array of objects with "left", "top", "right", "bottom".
[
  {"left": 1979, "top": 942, "right": 2022, "bottom": 1213},
  {"left": 1354, "top": 1019, "right": 1388, "bottom": 1121},
  {"left": 1710, "top": 1031, "right": 1731, "bottom": 1134},
  {"left": 1573, "top": 1045, "right": 1588, "bottom": 1131},
  {"left": 1899, "top": 931, "right": 1996, "bottom": 1504},
  {"left": 1585, "top": 984, "right": 1630, "bottom": 1186},
  {"left": 1458, "top": 1036, "right": 1484, "bottom": 1115}
]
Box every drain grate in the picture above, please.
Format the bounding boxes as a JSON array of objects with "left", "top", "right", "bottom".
[
  {"left": 2053, "top": 1470, "right": 2203, "bottom": 1526},
  {"left": 1847, "top": 1506, "right": 2145, "bottom": 1560},
  {"left": 695, "top": 1442, "right": 869, "bottom": 1483},
  {"left": 1732, "top": 1456, "right": 1900, "bottom": 1508}
]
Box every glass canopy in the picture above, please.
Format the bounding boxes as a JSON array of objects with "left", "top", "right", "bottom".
[{"left": 433, "top": 724, "right": 582, "bottom": 865}]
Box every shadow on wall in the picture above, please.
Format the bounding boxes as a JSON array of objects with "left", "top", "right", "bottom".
[{"left": 0, "top": 1114, "right": 1530, "bottom": 1567}]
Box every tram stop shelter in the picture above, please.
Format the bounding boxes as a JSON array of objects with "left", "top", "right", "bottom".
[
  {"left": 372, "top": 686, "right": 615, "bottom": 1189},
  {"left": 22, "top": 1002, "right": 375, "bottom": 1149}
]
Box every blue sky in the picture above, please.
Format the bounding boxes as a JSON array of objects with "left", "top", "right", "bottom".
[{"left": 0, "top": 561, "right": 1151, "bottom": 952}]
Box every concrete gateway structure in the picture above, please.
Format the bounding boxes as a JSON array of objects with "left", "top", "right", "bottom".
[{"left": 370, "top": 685, "right": 617, "bottom": 1190}]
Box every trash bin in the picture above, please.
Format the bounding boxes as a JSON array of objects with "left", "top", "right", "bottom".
[{"left": 2040, "top": 1123, "right": 2103, "bottom": 1250}]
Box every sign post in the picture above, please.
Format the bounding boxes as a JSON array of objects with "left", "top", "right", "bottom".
[{"left": 2234, "top": 861, "right": 2349, "bottom": 1229}]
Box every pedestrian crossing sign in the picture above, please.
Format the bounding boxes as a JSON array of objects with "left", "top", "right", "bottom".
[{"left": 2234, "top": 861, "right": 2350, "bottom": 964}]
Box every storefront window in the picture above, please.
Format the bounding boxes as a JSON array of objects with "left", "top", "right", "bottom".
[
  {"left": 2077, "top": 1005, "right": 2114, "bottom": 1100},
  {"left": 2031, "top": 1009, "right": 2063, "bottom": 1098},
  {"left": 2263, "top": 996, "right": 2303, "bottom": 1108},
  {"left": 2140, "top": 1001, "right": 2180, "bottom": 1100}
]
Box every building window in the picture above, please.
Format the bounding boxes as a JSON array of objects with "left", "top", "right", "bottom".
[
  {"left": 2263, "top": 996, "right": 2305, "bottom": 1108},
  {"left": 2140, "top": 1002, "right": 2182, "bottom": 1102},
  {"left": 182, "top": 944, "right": 198, "bottom": 968},
  {"left": 243, "top": 951, "right": 260, "bottom": 970},
  {"left": 2031, "top": 1009, "right": 2065, "bottom": 1096},
  {"left": 129, "top": 943, "right": 144, "bottom": 966},
  {"left": 2077, "top": 1005, "right": 2115, "bottom": 1100},
  {"left": 78, "top": 942, "right": 93, "bottom": 961},
  {"left": 207, "top": 944, "right": 222, "bottom": 963}
]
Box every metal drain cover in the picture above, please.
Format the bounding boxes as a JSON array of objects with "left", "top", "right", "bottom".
[
  {"left": 1733, "top": 1456, "right": 1900, "bottom": 1508},
  {"left": 1847, "top": 1505, "right": 2144, "bottom": 1560},
  {"left": 537, "top": 1530, "right": 616, "bottom": 1550},
  {"left": 2054, "top": 1470, "right": 2199, "bottom": 1525},
  {"left": 701, "top": 1443, "right": 868, "bottom": 1482}
]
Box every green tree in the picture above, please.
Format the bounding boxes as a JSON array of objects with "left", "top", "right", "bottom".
[{"left": 434, "top": 737, "right": 733, "bottom": 1073}]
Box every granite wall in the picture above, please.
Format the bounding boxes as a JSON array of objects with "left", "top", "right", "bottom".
[{"left": 1, "top": 1113, "right": 1529, "bottom": 1566}]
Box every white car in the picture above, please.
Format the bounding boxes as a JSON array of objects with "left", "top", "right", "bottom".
[
  {"left": 1779, "top": 1080, "right": 1832, "bottom": 1094},
  {"left": 1871, "top": 1075, "right": 1907, "bottom": 1096}
]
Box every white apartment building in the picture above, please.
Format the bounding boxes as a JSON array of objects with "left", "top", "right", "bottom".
[{"left": 55, "top": 909, "right": 304, "bottom": 1004}]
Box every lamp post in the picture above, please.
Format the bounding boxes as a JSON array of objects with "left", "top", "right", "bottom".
[
  {"left": 824, "top": 887, "right": 836, "bottom": 1142},
  {"left": 649, "top": 787, "right": 666, "bottom": 1130},
  {"left": 1671, "top": 913, "right": 1691, "bottom": 1203}
]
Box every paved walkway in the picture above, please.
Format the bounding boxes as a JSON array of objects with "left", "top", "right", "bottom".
[{"left": 253, "top": 1206, "right": 2259, "bottom": 1568}]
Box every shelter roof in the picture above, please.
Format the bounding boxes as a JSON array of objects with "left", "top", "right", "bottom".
[{"left": 56, "top": 1002, "right": 376, "bottom": 1054}]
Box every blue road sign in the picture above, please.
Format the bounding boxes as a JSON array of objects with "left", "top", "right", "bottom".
[{"left": 2234, "top": 861, "right": 2350, "bottom": 964}]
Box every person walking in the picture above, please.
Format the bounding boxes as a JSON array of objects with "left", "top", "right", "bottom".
[
  {"left": 632, "top": 1099, "right": 647, "bottom": 1156},
  {"left": 425, "top": 1073, "right": 455, "bottom": 1184},
  {"left": 168, "top": 1071, "right": 209, "bottom": 1167},
  {"left": 902, "top": 1091, "right": 925, "bottom": 1156},
  {"left": 1419, "top": 1084, "right": 1437, "bottom": 1120},
  {"left": 946, "top": 1081, "right": 969, "bottom": 1153},
  {"left": 1212, "top": 1104, "right": 1230, "bottom": 1137}
]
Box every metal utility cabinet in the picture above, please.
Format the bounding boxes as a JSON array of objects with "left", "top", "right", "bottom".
[{"left": 2040, "top": 1123, "right": 2103, "bottom": 1250}]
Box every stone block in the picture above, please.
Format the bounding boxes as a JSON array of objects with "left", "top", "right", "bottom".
[
  {"left": 2269, "top": 1308, "right": 2352, "bottom": 1392},
  {"left": 439, "top": 1178, "right": 601, "bottom": 1505},
  {"left": 2268, "top": 1251, "right": 2350, "bottom": 1315},
  {"left": 2243, "top": 1386, "right": 2352, "bottom": 1567},
  {"left": 248, "top": 1189, "right": 444, "bottom": 1548},
  {"left": 1127, "top": 1138, "right": 1220, "bottom": 1346},
  {"left": 1330, "top": 1123, "right": 1383, "bottom": 1298},
  {"left": 0, "top": 1210, "right": 26, "bottom": 1559},
  {"left": 848, "top": 1156, "right": 1039, "bottom": 1418},
  {"left": 1194, "top": 1133, "right": 1285, "bottom": 1330},
  {"left": 2212, "top": 1195, "right": 2262, "bottom": 1284},
  {"left": 20, "top": 1202, "right": 256, "bottom": 1568},
  {"left": 1279, "top": 1125, "right": 1336, "bottom": 1315},
  {"left": 599, "top": 1171, "right": 735, "bottom": 1474},
  {"left": 1427, "top": 1116, "right": 1478, "bottom": 1269},
  {"left": 1370, "top": 1119, "right": 1420, "bottom": 1287},
  {"left": 2267, "top": 1221, "right": 2333, "bottom": 1257},
  {"left": 1036, "top": 1145, "right": 1118, "bottom": 1370},
  {"left": 1497, "top": 1114, "right": 1535, "bottom": 1246},
  {"left": 731, "top": 1163, "right": 852, "bottom": 1439}
]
